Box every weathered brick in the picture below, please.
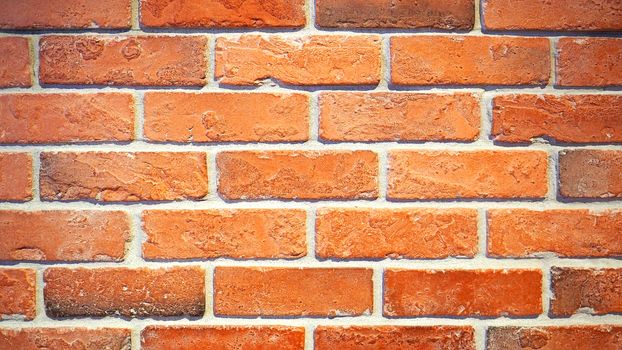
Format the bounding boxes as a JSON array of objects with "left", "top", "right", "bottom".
[
  {"left": 0, "top": 269, "right": 36, "bottom": 320},
  {"left": 488, "top": 209, "right": 622, "bottom": 258},
  {"left": 316, "top": 208, "right": 478, "bottom": 259},
  {"left": 391, "top": 36, "right": 550, "bottom": 86},
  {"left": 384, "top": 269, "right": 542, "bottom": 317},
  {"left": 0, "top": 211, "right": 130, "bottom": 262},
  {"left": 0, "top": 37, "right": 31, "bottom": 88},
  {"left": 0, "top": 153, "right": 32, "bottom": 202},
  {"left": 0, "top": 93, "right": 134, "bottom": 144},
  {"left": 44, "top": 267, "right": 205, "bottom": 318},
  {"left": 558, "top": 150, "right": 622, "bottom": 199},
  {"left": 388, "top": 150, "right": 548, "bottom": 200},
  {"left": 39, "top": 35, "right": 207, "bottom": 86},
  {"left": 215, "top": 35, "right": 381, "bottom": 86},
  {"left": 319, "top": 92, "right": 480, "bottom": 142},
  {"left": 40, "top": 152, "right": 208, "bottom": 202},
  {"left": 141, "top": 0, "right": 305, "bottom": 28},
  {"left": 214, "top": 267, "right": 373, "bottom": 317},
  {"left": 142, "top": 209, "right": 306, "bottom": 260},
  {"left": 0, "top": 328, "right": 131, "bottom": 350},
  {"left": 487, "top": 326, "right": 622, "bottom": 350},
  {"left": 557, "top": 38, "right": 622, "bottom": 87},
  {"left": 217, "top": 151, "right": 378, "bottom": 200},
  {"left": 144, "top": 92, "right": 308, "bottom": 143}
]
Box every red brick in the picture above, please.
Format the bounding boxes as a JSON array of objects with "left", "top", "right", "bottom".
[
  {"left": 141, "top": 0, "right": 305, "bottom": 28},
  {"left": 492, "top": 94, "right": 622, "bottom": 144},
  {"left": 482, "top": 0, "right": 622, "bottom": 31},
  {"left": 487, "top": 326, "right": 622, "bottom": 350},
  {"left": 488, "top": 209, "right": 622, "bottom": 258},
  {"left": 0, "top": 93, "right": 134, "bottom": 144},
  {"left": 550, "top": 267, "right": 622, "bottom": 317},
  {"left": 388, "top": 150, "right": 548, "bottom": 200},
  {"left": 0, "top": 210, "right": 130, "bottom": 262},
  {"left": 0, "top": 153, "right": 32, "bottom": 202},
  {"left": 215, "top": 35, "right": 381, "bottom": 86},
  {"left": 0, "top": 0, "right": 131, "bottom": 29},
  {"left": 316, "top": 208, "right": 478, "bottom": 259},
  {"left": 384, "top": 269, "right": 542, "bottom": 317},
  {"left": 317, "top": 326, "right": 475, "bottom": 350},
  {"left": 39, "top": 35, "right": 207, "bottom": 86},
  {"left": 217, "top": 151, "right": 378, "bottom": 200},
  {"left": 214, "top": 267, "right": 373, "bottom": 317},
  {"left": 142, "top": 209, "right": 306, "bottom": 260},
  {"left": 315, "top": 0, "right": 474, "bottom": 30},
  {"left": 558, "top": 150, "right": 622, "bottom": 199},
  {"left": 0, "top": 269, "right": 36, "bottom": 320},
  {"left": 557, "top": 38, "right": 622, "bottom": 87},
  {"left": 0, "top": 37, "right": 31, "bottom": 88},
  {"left": 0, "top": 328, "right": 131, "bottom": 350},
  {"left": 319, "top": 92, "right": 480, "bottom": 142},
  {"left": 40, "top": 152, "right": 208, "bottom": 202},
  {"left": 144, "top": 92, "right": 308, "bottom": 143},
  {"left": 44, "top": 267, "right": 205, "bottom": 318},
  {"left": 391, "top": 36, "right": 550, "bottom": 86},
  {"left": 141, "top": 326, "right": 305, "bottom": 350}
]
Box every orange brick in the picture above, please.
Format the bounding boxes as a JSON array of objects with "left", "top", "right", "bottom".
[
  {"left": 492, "top": 94, "right": 622, "bottom": 144},
  {"left": 319, "top": 92, "right": 480, "bottom": 142},
  {"left": 388, "top": 150, "right": 548, "bottom": 200},
  {"left": 384, "top": 269, "right": 543, "bottom": 317},
  {"left": 214, "top": 267, "right": 373, "bottom": 317},
  {"left": 557, "top": 38, "right": 622, "bottom": 87},
  {"left": 482, "top": 0, "right": 622, "bottom": 31},
  {"left": 488, "top": 209, "right": 622, "bottom": 258},
  {"left": 40, "top": 152, "right": 208, "bottom": 202},
  {"left": 217, "top": 151, "right": 378, "bottom": 200},
  {"left": 0, "top": 211, "right": 130, "bottom": 262},
  {"left": 391, "top": 36, "right": 550, "bottom": 86},
  {"left": 142, "top": 209, "right": 306, "bottom": 260},
  {"left": 550, "top": 267, "right": 622, "bottom": 317},
  {"left": 0, "top": 37, "right": 31, "bottom": 88},
  {"left": 144, "top": 92, "right": 309, "bottom": 143},
  {"left": 487, "top": 326, "right": 622, "bottom": 350},
  {"left": 44, "top": 267, "right": 205, "bottom": 318},
  {"left": 0, "top": 153, "right": 32, "bottom": 202},
  {"left": 141, "top": 326, "right": 305, "bottom": 350},
  {"left": 0, "top": 0, "right": 131, "bottom": 29},
  {"left": 0, "top": 93, "right": 134, "bottom": 144},
  {"left": 141, "top": 0, "right": 305, "bottom": 28},
  {"left": 0, "top": 269, "right": 36, "bottom": 320},
  {"left": 215, "top": 35, "right": 381, "bottom": 86},
  {"left": 558, "top": 150, "right": 622, "bottom": 199},
  {"left": 39, "top": 35, "right": 207, "bottom": 86},
  {"left": 0, "top": 328, "right": 131, "bottom": 350},
  {"left": 316, "top": 0, "right": 474, "bottom": 30},
  {"left": 315, "top": 326, "right": 475, "bottom": 350},
  {"left": 316, "top": 208, "right": 478, "bottom": 259}
]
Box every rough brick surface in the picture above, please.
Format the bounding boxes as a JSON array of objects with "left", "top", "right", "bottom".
[
  {"left": 488, "top": 209, "right": 622, "bottom": 258},
  {"left": 39, "top": 36, "right": 207, "bottom": 86},
  {"left": 557, "top": 38, "right": 622, "bottom": 87},
  {"left": 0, "top": 93, "right": 134, "bottom": 144},
  {"left": 0, "top": 37, "right": 31, "bottom": 88},
  {"left": 217, "top": 151, "right": 378, "bottom": 200},
  {"left": 0, "top": 269, "right": 36, "bottom": 320},
  {"left": 214, "top": 267, "right": 373, "bottom": 317},
  {"left": 388, "top": 150, "right": 548, "bottom": 200},
  {"left": 40, "top": 152, "right": 208, "bottom": 202},
  {"left": 0, "top": 328, "right": 131, "bottom": 350},
  {"left": 550, "top": 267, "right": 622, "bottom": 317},
  {"left": 559, "top": 150, "right": 622, "bottom": 199},
  {"left": 144, "top": 92, "right": 308, "bottom": 143},
  {"left": 0, "top": 153, "right": 32, "bottom": 202},
  {"left": 487, "top": 326, "right": 622, "bottom": 350},
  {"left": 384, "top": 269, "right": 542, "bottom": 317},
  {"left": 141, "top": 0, "right": 305, "bottom": 28},
  {"left": 319, "top": 92, "right": 480, "bottom": 142},
  {"left": 142, "top": 209, "right": 306, "bottom": 260},
  {"left": 391, "top": 36, "right": 550, "bottom": 86},
  {"left": 316, "top": 208, "right": 478, "bottom": 259},
  {"left": 0, "top": 0, "right": 131, "bottom": 29},
  {"left": 492, "top": 94, "right": 622, "bottom": 144},
  {"left": 44, "top": 267, "right": 205, "bottom": 318},
  {"left": 315, "top": 0, "right": 474, "bottom": 30},
  {"left": 142, "top": 326, "right": 305, "bottom": 350},
  {"left": 215, "top": 35, "right": 381, "bottom": 86}
]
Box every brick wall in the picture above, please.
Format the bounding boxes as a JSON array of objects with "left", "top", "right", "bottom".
[{"left": 0, "top": 0, "right": 621, "bottom": 349}]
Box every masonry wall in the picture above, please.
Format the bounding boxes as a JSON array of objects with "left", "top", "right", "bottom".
[{"left": 0, "top": 0, "right": 621, "bottom": 349}]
